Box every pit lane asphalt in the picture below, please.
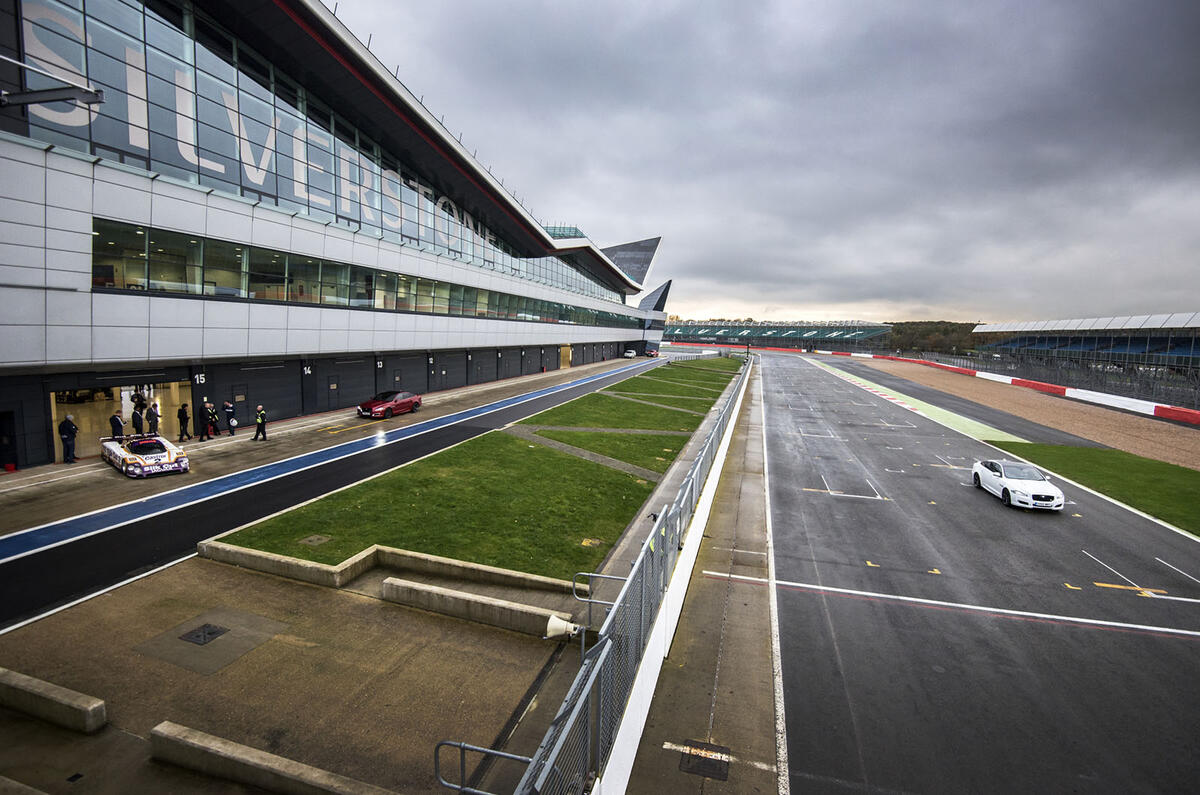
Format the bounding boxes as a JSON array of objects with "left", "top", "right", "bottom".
[
  {"left": 0, "top": 360, "right": 659, "bottom": 630},
  {"left": 759, "top": 352, "right": 1200, "bottom": 793}
]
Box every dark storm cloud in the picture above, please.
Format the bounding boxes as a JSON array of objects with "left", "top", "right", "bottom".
[{"left": 333, "top": 0, "right": 1200, "bottom": 321}]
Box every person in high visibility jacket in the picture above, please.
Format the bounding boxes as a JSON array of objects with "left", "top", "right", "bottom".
[{"left": 253, "top": 404, "right": 267, "bottom": 441}]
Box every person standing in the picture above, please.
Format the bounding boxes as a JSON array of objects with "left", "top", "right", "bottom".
[
  {"left": 147, "top": 402, "right": 160, "bottom": 435},
  {"left": 253, "top": 404, "right": 267, "bottom": 441},
  {"left": 109, "top": 409, "right": 125, "bottom": 440},
  {"left": 206, "top": 402, "right": 220, "bottom": 440},
  {"left": 222, "top": 400, "right": 236, "bottom": 435},
  {"left": 131, "top": 405, "right": 144, "bottom": 435},
  {"left": 58, "top": 414, "right": 79, "bottom": 463},
  {"left": 177, "top": 403, "right": 192, "bottom": 442}
]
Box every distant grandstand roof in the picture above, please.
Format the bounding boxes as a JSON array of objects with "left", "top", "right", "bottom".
[
  {"left": 974, "top": 313, "right": 1200, "bottom": 334},
  {"left": 601, "top": 237, "right": 662, "bottom": 284},
  {"left": 666, "top": 320, "right": 889, "bottom": 341}
]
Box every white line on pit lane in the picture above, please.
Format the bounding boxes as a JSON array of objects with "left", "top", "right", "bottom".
[{"left": 705, "top": 571, "right": 1200, "bottom": 639}]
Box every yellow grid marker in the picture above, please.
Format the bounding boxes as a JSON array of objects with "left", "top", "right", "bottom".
[
  {"left": 866, "top": 561, "right": 880, "bottom": 568},
  {"left": 1072, "top": 513, "right": 1083, "bottom": 517},
  {"left": 928, "top": 501, "right": 937, "bottom": 505},
  {"left": 1064, "top": 583, "right": 1082, "bottom": 590},
  {"left": 928, "top": 568, "right": 941, "bottom": 575}
]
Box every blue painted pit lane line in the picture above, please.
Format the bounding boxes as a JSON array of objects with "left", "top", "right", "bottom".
[{"left": 0, "top": 361, "right": 654, "bottom": 564}]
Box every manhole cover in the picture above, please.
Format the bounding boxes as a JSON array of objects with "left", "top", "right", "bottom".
[
  {"left": 678, "top": 739, "right": 730, "bottom": 780},
  {"left": 180, "top": 624, "right": 229, "bottom": 645},
  {"left": 299, "top": 534, "right": 331, "bottom": 546}
]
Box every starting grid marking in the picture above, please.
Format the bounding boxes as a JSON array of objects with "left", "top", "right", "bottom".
[
  {"left": 704, "top": 571, "right": 1200, "bottom": 639},
  {"left": 0, "top": 361, "right": 656, "bottom": 565}
]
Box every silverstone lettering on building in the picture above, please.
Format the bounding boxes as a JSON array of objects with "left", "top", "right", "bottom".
[{"left": 22, "top": 0, "right": 502, "bottom": 254}]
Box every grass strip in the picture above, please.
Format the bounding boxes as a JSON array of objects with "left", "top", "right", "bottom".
[
  {"left": 602, "top": 393, "right": 718, "bottom": 412},
  {"left": 518, "top": 393, "right": 702, "bottom": 431},
  {"left": 536, "top": 430, "right": 686, "bottom": 473},
  {"left": 988, "top": 442, "right": 1200, "bottom": 536},
  {"left": 603, "top": 375, "right": 724, "bottom": 398},
  {"left": 222, "top": 432, "right": 654, "bottom": 577}
]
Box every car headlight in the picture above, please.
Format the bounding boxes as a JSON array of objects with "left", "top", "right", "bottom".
[{"left": 1011, "top": 490, "right": 1028, "bottom": 497}]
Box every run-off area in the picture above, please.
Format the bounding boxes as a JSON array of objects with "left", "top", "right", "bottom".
[{"left": 759, "top": 353, "right": 1200, "bottom": 793}]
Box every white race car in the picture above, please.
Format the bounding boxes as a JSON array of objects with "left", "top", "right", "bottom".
[
  {"left": 101, "top": 434, "right": 190, "bottom": 478},
  {"left": 971, "top": 459, "right": 1063, "bottom": 511}
]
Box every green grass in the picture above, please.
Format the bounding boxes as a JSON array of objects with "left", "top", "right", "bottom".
[
  {"left": 671, "top": 357, "right": 744, "bottom": 373},
  {"left": 640, "top": 367, "right": 733, "bottom": 387},
  {"left": 988, "top": 442, "right": 1200, "bottom": 536},
  {"left": 603, "top": 375, "right": 724, "bottom": 398},
  {"left": 602, "top": 394, "right": 716, "bottom": 413},
  {"left": 222, "top": 432, "right": 654, "bottom": 577},
  {"left": 518, "top": 393, "right": 702, "bottom": 431},
  {"left": 536, "top": 430, "right": 686, "bottom": 473}
]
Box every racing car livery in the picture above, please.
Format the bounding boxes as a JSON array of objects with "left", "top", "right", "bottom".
[{"left": 101, "top": 434, "right": 190, "bottom": 478}]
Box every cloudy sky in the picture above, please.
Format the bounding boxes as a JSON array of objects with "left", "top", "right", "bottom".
[{"left": 325, "top": 1, "right": 1200, "bottom": 323}]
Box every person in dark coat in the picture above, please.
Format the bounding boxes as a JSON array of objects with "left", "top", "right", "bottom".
[
  {"left": 147, "top": 402, "right": 160, "bottom": 435},
  {"left": 253, "top": 404, "right": 267, "bottom": 441},
  {"left": 131, "top": 406, "right": 144, "bottom": 435},
  {"left": 206, "top": 403, "right": 220, "bottom": 440},
  {"left": 109, "top": 410, "right": 125, "bottom": 439},
  {"left": 58, "top": 414, "right": 79, "bottom": 463},
  {"left": 177, "top": 403, "right": 192, "bottom": 442},
  {"left": 222, "top": 400, "right": 236, "bottom": 435}
]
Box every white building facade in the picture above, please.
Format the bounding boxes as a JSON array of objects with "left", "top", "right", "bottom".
[{"left": 0, "top": 0, "right": 665, "bottom": 467}]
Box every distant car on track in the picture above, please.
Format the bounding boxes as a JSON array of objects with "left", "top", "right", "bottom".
[
  {"left": 623, "top": 349, "right": 636, "bottom": 358},
  {"left": 972, "top": 459, "right": 1064, "bottom": 511},
  {"left": 357, "top": 390, "right": 422, "bottom": 419},
  {"left": 101, "top": 434, "right": 189, "bottom": 478}
]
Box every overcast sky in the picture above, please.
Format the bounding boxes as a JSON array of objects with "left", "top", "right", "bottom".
[{"left": 325, "top": 1, "right": 1200, "bottom": 323}]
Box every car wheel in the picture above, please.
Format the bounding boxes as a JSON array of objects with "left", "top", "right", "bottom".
[
  {"left": 383, "top": 408, "right": 393, "bottom": 419},
  {"left": 411, "top": 402, "right": 419, "bottom": 413},
  {"left": 972, "top": 473, "right": 981, "bottom": 488},
  {"left": 1001, "top": 489, "right": 1011, "bottom": 506}
]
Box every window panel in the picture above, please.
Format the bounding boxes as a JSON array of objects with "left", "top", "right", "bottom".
[
  {"left": 243, "top": 243, "right": 284, "bottom": 300},
  {"left": 194, "top": 16, "right": 235, "bottom": 82},
  {"left": 286, "top": 255, "right": 319, "bottom": 303},
  {"left": 146, "top": 228, "right": 202, "bottom": 293},
  {"left": 395, "top": 275, "right": 414, "bottom": 312},
  {"left": 372, "top": 271, "right": 396, "bottom": 310},
  {"left": 195, "top": 239, "right": 242, "bottom": 296},
  {"left": 92, "top": 218, "right": 147, "bottom": 289},
  {"left": 320, "top": 261, "right": 349, "bottom": 306}
]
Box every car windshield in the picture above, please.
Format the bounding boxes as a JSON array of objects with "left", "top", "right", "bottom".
[
  {"left": 1003, "top": 464, "right": 1044, "bottom": 481},
  {"left": 129, "top": 440, "right": 166, "bottom": 454},
  {"left": 371, "top": 391, "right": 398, "bottom": 401}
]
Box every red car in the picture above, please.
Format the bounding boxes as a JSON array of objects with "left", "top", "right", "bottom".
[{"left": 357, "top": 390, "right": 422, "bottom": 419}]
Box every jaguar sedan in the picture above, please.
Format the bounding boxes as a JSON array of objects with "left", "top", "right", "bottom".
[
  {"left": 972, "top": 459, "right": 1064, "bottom": 511},
  {"left": 357, "top": 390, "right": 422, "bottom": 419}
]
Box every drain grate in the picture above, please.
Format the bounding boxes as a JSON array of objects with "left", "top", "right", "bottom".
[
  {"left": 678, "top": 739, "right": 731, "bottom": 780},
  {"left": 180, "top": 624, "right": 229, "bottom": 645},
  {"left": 299, "top": 534, "right": 331, "bottom": 547}
]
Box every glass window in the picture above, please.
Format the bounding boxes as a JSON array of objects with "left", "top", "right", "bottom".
[
  {"left": 349, "top": 265, "right": 373, "bottom": 308},
  {"left": 146, "top": 228, "right": 202, "bottom": 293},
  {"left": 433, "top": 281, "right": 450, "bottom": 315},
  {"left": 319, "top": 261, "right": 348, "bottom": 306},
  {"left": 448, "top": 284, "right": 464, "bottom": 316},
  {"left": 373, "top": 272, "right": 396, "bottom": 310},
  {"left": 194, "top": 16, "right": 235, "bottom": 81},
  {"left": 475, "top": 288, "right": 489, "bottom": 318},
  {"left": 396, "top": 275, "right": 415, "bottom": 312},
  {"left": 92, "top": 218, "right": 147, "bottom": 289},
  {"left": 236, "top": 46, "right": 271, "bottom": 102},
  {"left": 245, "top": 245, "right": 284, "bottom": 300},
  {"left": 415, "top": 278, "right": 435, "bottom": 314},
  {"left": 203, "top": 239, "right": 246, "bottom": 297},
  {"left": 287, "top": 255, "right": 319, "bottom": 303}
]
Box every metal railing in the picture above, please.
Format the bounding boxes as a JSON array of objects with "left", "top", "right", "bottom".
[{"left": 509, "top": 356, "right": 752, "bottom": 793}]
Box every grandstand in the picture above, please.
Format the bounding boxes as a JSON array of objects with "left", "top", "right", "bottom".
[
  {"left": 664, "top": 320, "right": 890, "bottom": 351},
  {"left": 971, "top": 314, "right": 1200, "bottom": 408}
]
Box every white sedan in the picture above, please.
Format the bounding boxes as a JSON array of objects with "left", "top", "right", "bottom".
[
  {"left": 971, "top": 459, "right": 1064, "bottom": 511},
  {"left": 101, "top": 434, "right": 190, "bottom": 478}
]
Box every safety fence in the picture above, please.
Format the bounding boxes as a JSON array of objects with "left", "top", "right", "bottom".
[{"left": 437, "top": 354, "right": 751, "bottom": 794}]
